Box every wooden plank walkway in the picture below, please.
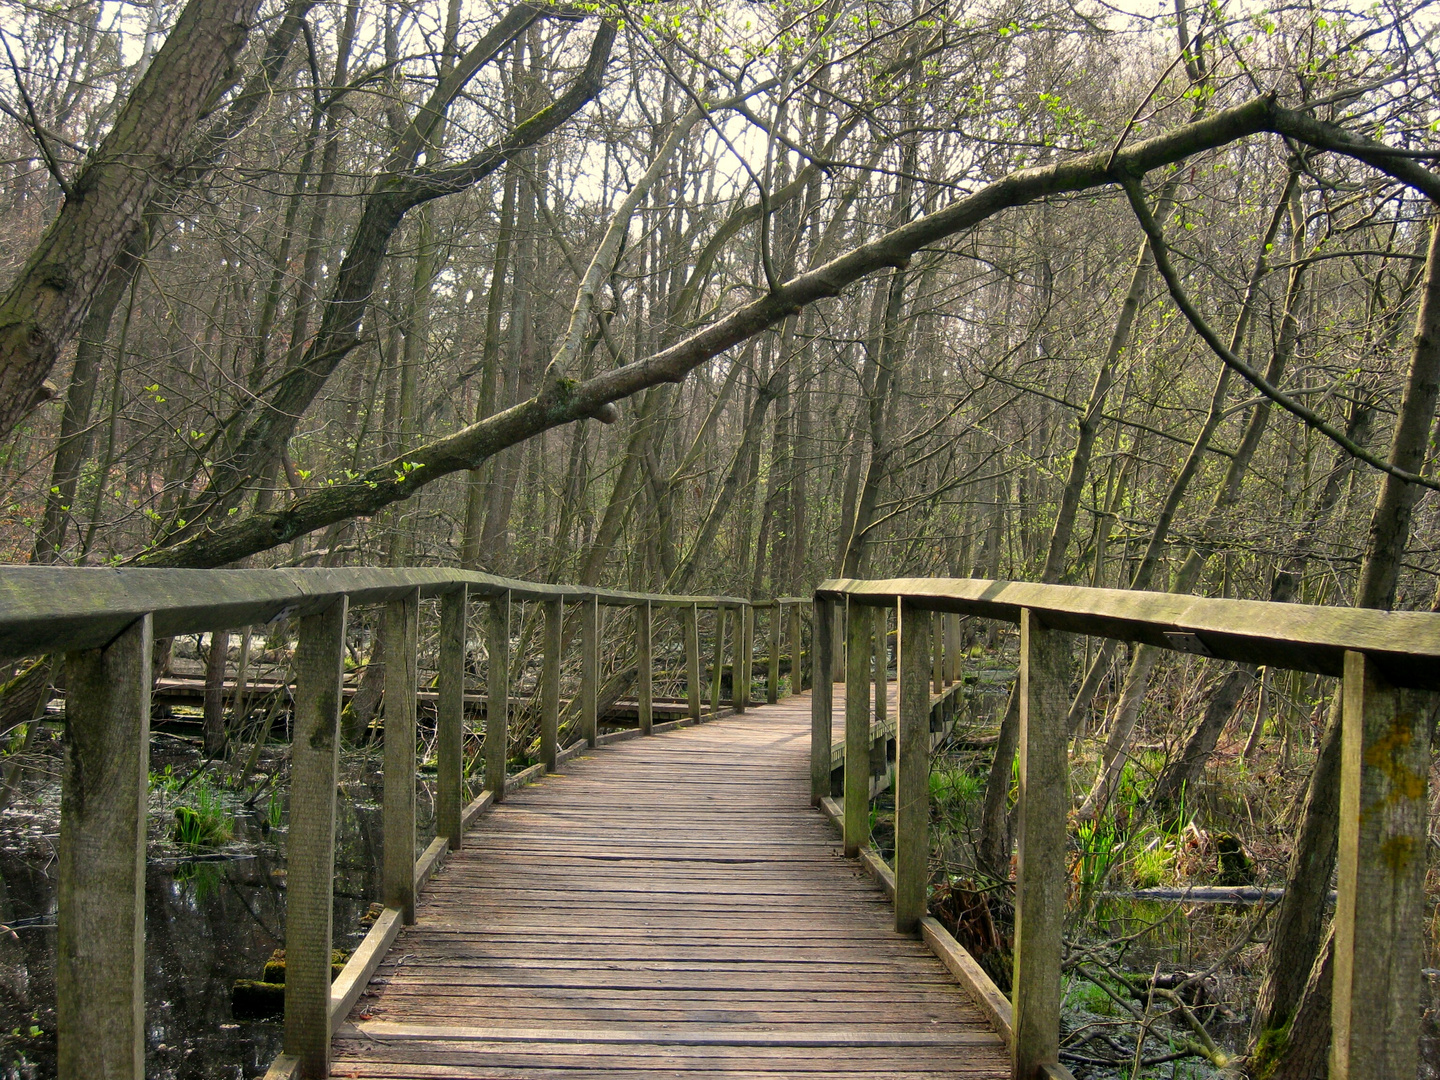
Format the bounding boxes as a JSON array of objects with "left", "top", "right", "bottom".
[{"left": 334, "top": 692, "right": 1009, "bottom": 1079}]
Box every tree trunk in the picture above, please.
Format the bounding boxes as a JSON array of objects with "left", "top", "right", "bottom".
[{"left": 1253, "top": 216, "right": 1440, "bottom": 1063}]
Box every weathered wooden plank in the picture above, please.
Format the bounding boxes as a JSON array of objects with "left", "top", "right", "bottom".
[
  {"left": 736, "top": 603, "right": 753, "bottom": 713},
  {"left": 819, "top": 576, "right": 1440, "bottom": 689},
  {"left": 334, "top": 691, "right": 1007, "bottom": 1080},
  {"left": 542, "top": 598, "right": 561, "bottom": 771},
  {"left": 684, "top": 604, "right": 702, "bottom": 720},
  {"left": 843, "top": 602, "right": 871, "bottom": 858},
  {"left": 895, "top": 599, "right": 929, "bottom": 934},
  {"left": 284, "top": 597, "right": 347, "bottom": 1077},
  {"left": 437, "top": 586, "right": 467, "bottom": 849},
  {"left": 1012, "top": 608, "right": 1069, "bottom": 1080},
  {"left": 1330, "top": 651, "right": 1435, "bottom": 1080},
  {"left": 0, "top": 566, "right": 750, "bottom": 663},
  {"left": 636, "top": 602, "right": 653, "bottom": 736},
  {"left": 789, "top": 601, "right": 804, "bottom": 693},
  {"left": 487, "top": 592, "right": 511, "bottom": 800},
  {"left": 581, "top": 596, "right": 599, "bottom": 747},
  {"left": 382, "top": 588, "right": 419, "bottom": 923},
  {"left": 57, "top": 613, "right": 150, "bottom": 1080},
  {"left": 810, "top": 598, "right": 834, "bottom": 806}
]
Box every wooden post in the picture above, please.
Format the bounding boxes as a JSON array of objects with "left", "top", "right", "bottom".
[
  {"left": 1012, "top": 608, "right": 1069, "bottom": 1080},
  {"left": 685, "top": 604, "right": 702, "bottom": 720},
  {"left": 844, "top": 601, "right": 872, "bottom": 858},
  {"left": 382, "top": 588, "right": 419, "bottom": 923},
  {"left": 487, "top": 591, "right": 511, "bottom": 799},
  {"left": 541, "top": 597, "right": 561, "bottom": 770},
  {"left": 895, "top": 599, "right": 930, "bottom": 934},
  {"left": 710, "top": 605, "right": 725, "bottom": 715},
  {"left": 57, "top": 614, "right": 151, "bottom": 1080},
  {"left": 437, "top": 585, "right": 467, "bottom": 849},
  {"left": 736, "top": 603, "right": 753, "bottom": 713},
  {"left": 282, "top": 597, "right": 347, "bottom": 1078},
  {"left": 581, "top": 596, "right": 599, "bottom": 746},
  {"left": 635, "top": 602, "right": 653, "bottom": 735},
  {"left": 1331, "top": 651, "right": 1433, "bottom": 1080},
  {"left": 789, "top": 601, "right": 803, "bottom": 692},
  {"left": 931, "top": 612, "right": 944, "bottom": 695},
  {"left": 946, "top": 613, "right": 962, "bottom": 683},
  {"left": 811, "top": 598, "right": 834, "bottom": 806},
  {"left": 873, "top": 607, "right": 887, "bottom": 732},
  {"left": 767, "top": 602, "right": 781, "bottom": 703}
]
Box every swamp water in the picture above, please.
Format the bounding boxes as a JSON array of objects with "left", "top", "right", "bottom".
[{"left": 0, "top": 726, "right": 437, "bottom": 1079}]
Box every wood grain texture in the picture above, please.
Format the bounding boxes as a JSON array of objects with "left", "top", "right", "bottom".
[
  {"left": 334, "top": 692, "right": 1007, "bottom": 1078},
  {"left": 57, "top": 614, "right": 151, "bottom": 1080},
  {"left": 284, "top": 597, "right": 347, "bottom": 1077},
  {"left": 437, "top": 586, "right": 467, "bottom": 848},
  {"left": 383, "top": 589, "right": 419, "bottom": 923}
]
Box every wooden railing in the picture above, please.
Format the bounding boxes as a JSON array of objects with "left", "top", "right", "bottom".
[
  {"left": 0, "top": 567, "right": 809, "bottom": 1080},
  {"left": 810, "top": 577, "right": 1440, "bottom": 1080}
]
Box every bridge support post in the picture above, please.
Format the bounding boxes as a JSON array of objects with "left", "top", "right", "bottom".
[
  {"left": 843, "top": 600, "right": 872, "bottom": 858},
  {"left": 383, "top": 587, "right": 419, "bottom": 923},
  {"left": 811, "top": 597, "right": 834, "bottom": 806},
  {"left": 437, "top": 585, "right": 467, "bottom": 848},
  {"left": 736, "top": 604, "right": 753, "bottom": 713},
  {"left": 541, "top": 598, "right": 561, "bottom": 769},
  {"left": 57, "top": 614, "right": 150, "bottom": 1080},
  {"left": 767, "top": 602, "right": 781, "bottom": 703},
  {"left": 873, "top": 607, "right": 887, "bottom": 735},
  {"left": 1013, "top": 608, "right": 1069, "bottom": 1080},
  {"left": 685, "top": 604, "right": 702, "bottom": 720},
  {"left": 283, "top": 597, "right": 347, "bottom": 1078},
  {"left": 895, "top": 599, "right": 930, "bottom": 934},
  {"left": 487, "top": 591, "right": 511, "bottom": 798},
  {"left": 581, "top": 596, "right": 599, "bottom": 746},
  {"left": 946, "top": 614, "right": 961, "bottom": 684},
  {"left": 931, "top": 612, "right": 943, "bottom": 695},
  {"left": 635, "top": 602, "right": 652, "bottom": 735},
  {"left": 789, "top": 601, "right": 803, "bottom": 693},
  {"left": 710, "top": 605, "right": 726, "bottom": 715},
  {"left": 1330, "top": 651, "right": 1433, "bottom": 1080}
]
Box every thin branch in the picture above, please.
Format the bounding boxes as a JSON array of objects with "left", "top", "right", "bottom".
[{"left": 1121, "top": 174, "right": 1440, "bottom": 494}]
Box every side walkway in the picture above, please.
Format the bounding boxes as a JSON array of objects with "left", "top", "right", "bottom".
[{"left": 333, "top": 693, "right": 1009, "bottom": 1078}]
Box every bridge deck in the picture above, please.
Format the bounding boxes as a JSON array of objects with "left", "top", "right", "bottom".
[{"left": 334, "top": 692, "right": 1009, "bottom": 1078}]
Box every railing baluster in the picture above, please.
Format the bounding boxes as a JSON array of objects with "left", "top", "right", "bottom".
[
  {"left": 710, "top": 605, "right": 725, "bottom": 716},
  {"left": 685, "top": 603, "right": 702, "bottom": 720},
  {"left": 736, "top": 603, "right": 753, "bottom": 713},
  {"left": 541, "top": 597, "right": 561, "bottom": 770},
  {"left": 931, "top": 611, "right": 944, "bottom": 695},
  {"left": 636, "top": 601, "right": 652, "bottom": 735},
  {"left": 382, "top": 588, "right": 419, "bottom": 923},
  {"left": 767, "top": 601, "right": 781, "bottom": 703},
  {"left": 487, "top": 591, "right": 511, "bottom": 799},
  {"left": 946, "top": 613, "right": 961, "bottom": 684},
  {"left": 789, "top": 600, "right": 803, "bottom": 693},
  {"left": 810, "top": 597, "right": 834, "bottom": 806},
  {"left": 57, "top": 613, "right": 151, "bottom": 1080},
  {"left": 1331, "top": 650, "right": 1433, "bottom": 1080},
  {"left": 843, "top": 600, "right": 871, "bottom": 858},
  {"left": 283, "top": 596, "right": 347, "bottom": 1078},
  {"left": 1013, "top": 607, "right": 1069, "bottom": 1080},
  {"left": 437, "top": 585, "right": 467, "bottom": 849},
  {"left": 873, "top": 606, "right": 887, "bottom": 733},
  {"left": 581, "top": 596, "right": 599, "bottom": 747},
  {"left": 895, "top": 599, "right": 929, "bottom": 934}
]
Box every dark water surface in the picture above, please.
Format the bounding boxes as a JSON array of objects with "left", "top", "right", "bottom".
[{"left": 0, "top": 730, "right": 428, "bottom": 1080}]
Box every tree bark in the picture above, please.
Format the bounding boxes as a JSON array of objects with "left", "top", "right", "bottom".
[{"left": 1252, "top": 215, "right": 1440, "bottom": 1063}]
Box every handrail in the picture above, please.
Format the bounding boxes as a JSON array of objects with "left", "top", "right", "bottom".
[
  {"left": 1, "top": 564, "right": 808, "bottom": 1080},
  {"left": 0, "top": 565, "right": 748, "bottom": 663},
  {"left": 810, "top": 576, "right": 1440, "bottom": 1080}
]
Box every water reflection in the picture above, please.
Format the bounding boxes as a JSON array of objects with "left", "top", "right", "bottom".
[{"left": 0, "top": 750, "right": 433, "bottom": 1080}]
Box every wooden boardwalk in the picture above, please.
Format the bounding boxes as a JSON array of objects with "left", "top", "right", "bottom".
[{"left": 334, "top": 692, "right": 1009, "bottom": 1079}]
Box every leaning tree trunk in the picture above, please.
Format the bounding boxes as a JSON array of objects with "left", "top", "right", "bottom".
[{"left": 1251, "top": 215, "right": 1440, "bottom": 1075}]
